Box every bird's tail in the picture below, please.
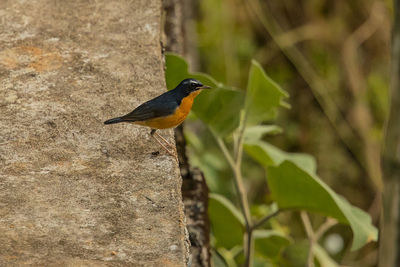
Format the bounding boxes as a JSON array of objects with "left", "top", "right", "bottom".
[{"left": 104, "top": 117, "right": 124, "bottom": 125}]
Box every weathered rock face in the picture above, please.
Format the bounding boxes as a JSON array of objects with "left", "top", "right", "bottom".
[{"left": 0, "top": 0, "right": 188, "bottom": 266}]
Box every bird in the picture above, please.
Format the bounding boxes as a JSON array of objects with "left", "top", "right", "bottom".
[{"left": 104, "top": 78, "right": 211, "bottom": 158}]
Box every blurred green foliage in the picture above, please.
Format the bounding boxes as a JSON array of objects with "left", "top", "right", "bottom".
[
  {"left": 189, "top": 0, "right": 389, "bottom": 265},
  {"left": 165, "top": 53, "right": 378, "bottom": 266},
  {"left": 209, "top": 193, "right": 245, "bottom": 249}
]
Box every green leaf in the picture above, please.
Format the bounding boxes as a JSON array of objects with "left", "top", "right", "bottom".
[
  {"left": 209, "top": 193, "right": 245, "bottom": 249},
  {"left": 243, "top": 125, "right": 282, "bottom": 143},
  {"left": 193, "top": 88, "right": 245, "bottom": 136},
  {"left": 164, "top": 53, "right": 190, "bottom": 90},
  {"left": 268, "top": 161, "right": 378, "bottom": 250},
  {"left": 254, "top": 230, "right": 292, "bottom": 259},
  {"left": 243, "top": 139, "right": 376, "bottom": 249},
  {"left": 165, "top": 55, "right": 290, "bottom": 136},
  {"left": 165, "top": 53, "right": 244, "bottom": 136},
  {"left": 211, "top": 249, "right": 229, "bottom": 267},
  {"left": 215, "top": 248, "right": 239, "bottom": 267},
  {"left": 253, "top": 257, "right": 275, "bottom": 267},
  {"left": 165, "top": 53, "right": 222, "bottom": 90},
  {"left": 244, "top": 140, "right": 317, "bottom": 174},
  {"left": 282, "top": 240, "right": 309, "bottom": 267},
  {"left": 245, "top": 60, "right": 289, "bottom": 125}
]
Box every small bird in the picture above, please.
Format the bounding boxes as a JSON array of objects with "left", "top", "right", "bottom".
[{"left": 104, "top": 78, "right": 211, "bottom": 158}]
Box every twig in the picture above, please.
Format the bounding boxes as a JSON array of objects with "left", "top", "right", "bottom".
[
  {"left": 216, "top": 135, "right": 253, "bottom": 266},
  {"left": 216, "top": 136, "right": 252, "bottom": 228},
  {"left": 301, "top": 212, "right": 338, "bottom": 267},
  {"left": 314, "top": 218, "right": 337, "bottom": 241},
  {"left": 234, "top": 111, "right": 247, "bottom": 162},
  {"left": 215, "top": 98, "right": 282, "bottom": 266},
  {"left": 215, "top": 137, "right": 236, "bottom": 170},
  {"left": 214, "top": 109, "right": 256, "bottom": 266},
  {"left": 301, "top": 212, "right": 315, "bottom": 267},
  {"left": 251, "top": 210, "right": 281, "bottom": 231}
]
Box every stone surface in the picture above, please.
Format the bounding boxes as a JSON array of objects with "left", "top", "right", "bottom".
[{"left": 0, "top": 0, "right": 188, "bottom": 266}]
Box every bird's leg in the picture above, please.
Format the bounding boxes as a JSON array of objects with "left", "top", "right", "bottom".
[
  {"left": 150, "top": 129, "right": 177, "bottom": 161},
  {"left": 154, "top": 131, "right": 174, "bottom": 149},
  {"left": 149, "top": 129, "right": 174, "bottom": 149}
]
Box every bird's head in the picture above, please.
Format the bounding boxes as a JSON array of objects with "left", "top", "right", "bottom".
[{"left": 177, "top": 78, "right": 211, "bottom": 94}]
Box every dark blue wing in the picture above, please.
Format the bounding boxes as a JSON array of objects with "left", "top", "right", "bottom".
[{"left": 120, "top": 91, "right": 179, "bottom": 122}]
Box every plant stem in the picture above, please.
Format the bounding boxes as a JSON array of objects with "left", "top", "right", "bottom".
[
  {"left": 216, "top": 136, "right": 252, "bottom": 228},
  {"left": 215, "top": 132, "right": 253, "bottom": 266},
  {"left": 301, "top": 212, "right": 315, "bottom": 267},
  {"left": 215, "top": 108, "right": 282, "bottom": 266},
  {"left": 234, "top": 111, "right": 247, "bottom": 162},
  {"left": 251, "top": 210, "right": 281, "bottom": 231},
  {"left": 300, "top": 212, "right": 338, "bottom": 267},
  {"left": 216, "top": 137, "right": 236, "bottom": 170},
  {"left": 314, "top": 218, "right": 337, "bottom": 241},
  {"left": 216, "top": 134, "right": 283, "bottom": 266},
  {"left": 233, "top": 132, "right": 239, "bottom": 161},
  {"left": 244, "top": 230, "right": 254, "bottom": 267}
]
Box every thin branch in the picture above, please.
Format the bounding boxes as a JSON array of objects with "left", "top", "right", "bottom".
[
  {"left": 232, "top": 161, "right": 252, "bottom": 229},
  {"left": 234, "top": 111, "right": 247, "bottom": 162},
  {"left": 215, "top": 135, "right": 252, "bottom": 229},
  {"left": 301, "top": 212, "right": 338, "bottom": 267},
  {"left": 251, "top": 210, "right": 281, "bottom": 231},
  {"left": 214, "top": 110, "right": 254, "bottom": 266},
  {"left": 233, "top": 132, "right": 239, "bottom": 161},
  {"left": 300, "top": 212, "right": 315, "bottom": 267},
  {"left": 314, "top": 218, "right": 338, "bottom": 241},
  {"left": 243, "top": 231, "right": 254, "bottom": 267},
  {"left": 215, "top": 136, "right": 236, "bottom": 170},
  {"left": 235, "top": 110, "right": 254, "bottom": 267}
]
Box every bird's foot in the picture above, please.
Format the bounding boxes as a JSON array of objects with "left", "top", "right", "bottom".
[{"left": 150, "top": 129, "right": 178, "bottom": 162}]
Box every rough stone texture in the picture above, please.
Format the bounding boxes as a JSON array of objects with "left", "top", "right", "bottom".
[{"left": 0, "top": 0, "right": 188, "bottom": 266}]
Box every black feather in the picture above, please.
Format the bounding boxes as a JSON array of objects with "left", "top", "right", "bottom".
[{"left": 104, "top": 117, "right": 124, "bottom": 124}]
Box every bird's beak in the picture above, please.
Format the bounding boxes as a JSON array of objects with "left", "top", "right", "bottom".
[{"left": 199, "top": 85, "right": 211, "bottom": 89}]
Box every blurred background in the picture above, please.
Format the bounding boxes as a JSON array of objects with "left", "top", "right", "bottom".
[{"left": 183, "top": 0, "right": 391, "bottom": 266}]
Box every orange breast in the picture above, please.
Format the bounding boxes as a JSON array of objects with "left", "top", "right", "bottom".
[{"left": 135, "top": 90, "right": 201, "bottom": 129}]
